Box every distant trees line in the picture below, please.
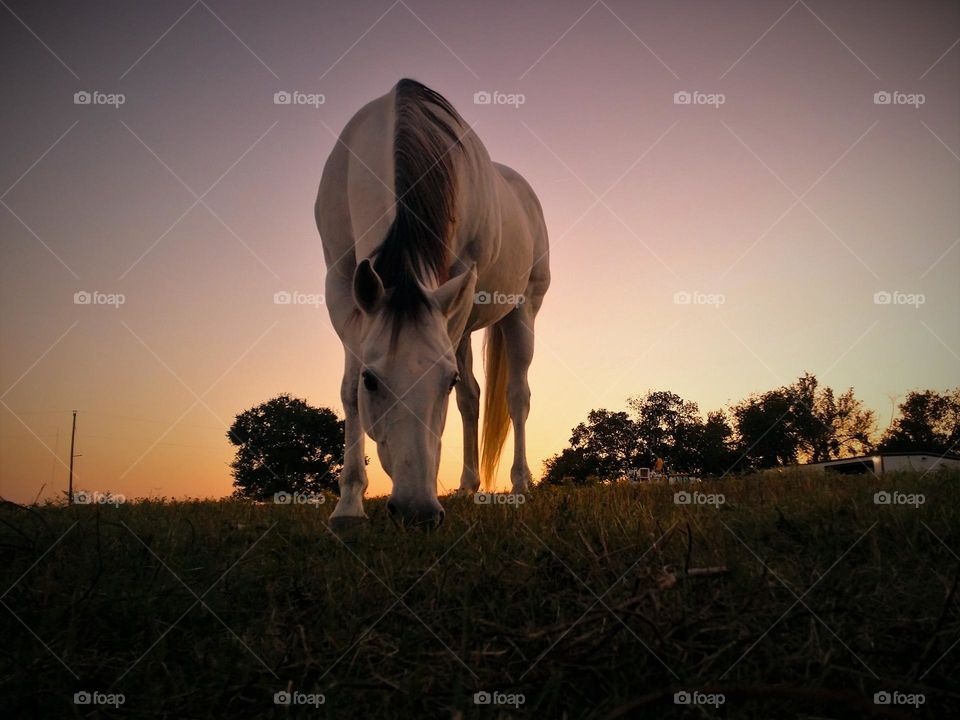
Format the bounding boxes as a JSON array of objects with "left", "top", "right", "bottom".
[
  {"left": 541, "top": 374, "right": 960, "bottom": 485},
  {"left": 224, "top": 379, "right": 959, "bottom": 497}
]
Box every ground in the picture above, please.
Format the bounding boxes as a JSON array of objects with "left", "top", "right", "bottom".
[{"left": 1, "top": 471, "right": 958, "bottom": 718}]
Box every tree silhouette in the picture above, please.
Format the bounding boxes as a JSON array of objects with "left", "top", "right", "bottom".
[
  {"left": 694, "top": 410, "right": 738, "bottom": 475},
  {"left": 228, "top": 394, "right": 344, "bottom": 500},
  {"left": 541, "top": 447, "right": 599, "bottom": 485},
  {"left": 787, "top": 373, "right": 874, "bottom": 462},
  {"left": 540, "top": 374, "right": 885, "bottom": 483},
  {"left": 570, "top": 410, "right": 645, "bottom": 479},
  {"left": 879, "top": 389, "right": 960, "bottom": 454},
  {"left": 541, "top": 392, "right": 736, "bottom": 483},
  {"left": 628, "top": 391, "right": 706, "bottom": 473},
  {"left": 732, "top": 389, "right": 801, "bottom": 469},
  {"left": 731, "top": 375, "right": 875, "bottom": 469}
]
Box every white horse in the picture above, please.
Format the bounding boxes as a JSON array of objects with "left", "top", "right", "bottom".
[{"left": 315, "top": 79, "right": 550, "bottom": 528}]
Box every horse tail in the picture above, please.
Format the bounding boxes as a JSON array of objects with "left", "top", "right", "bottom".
[{"left": 480, "top": 324, "right": 510, "bottom": 491}]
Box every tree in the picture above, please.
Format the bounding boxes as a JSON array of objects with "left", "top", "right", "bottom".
[
  {"left": 569, "top": 409, "right": 644, "bottom": 480},
  {"left": 879, "top": 389, "right": 960, "bottom": 454},
  {"left": 731, "top": 374, "right": 876, "bottom": 469},
  {"left": 628, "top": 391, "right": 704, "bottom": 473},
  {"left": 731, "top": 389, "right": 798, "bottom": 469},
  {"left": 694, "top": 410, "right": 738, "bottom": 476},
  {"left": 228, "top": 394, "right": 344, "bottom": 500},
  {"left": 788, "top": 374, "right": 875, "bottom": 462},
  {"left": 540, "top": 410, "right": 642, "bottom": 485},
  {"left": 541, "top": 448, "right": 598, "bottom": 485},
  {"left": 539, "top": 377, "right": 882, "bottom": 483}
]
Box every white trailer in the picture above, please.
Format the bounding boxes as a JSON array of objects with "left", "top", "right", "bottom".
[{"left": 802, "top": 452, "right": 960, "bottom": 475}]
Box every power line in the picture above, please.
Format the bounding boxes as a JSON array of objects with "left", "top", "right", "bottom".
[{"left": 11, "top": 408, "right": 224, "bottom": 430}]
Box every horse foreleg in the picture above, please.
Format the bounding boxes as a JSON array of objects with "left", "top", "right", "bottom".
[
  {"left": 455, "top": 333, "right": 481, "bottom": 493},
  {"left": 330, "top": 348, "right": 369, "bottom": 527}
]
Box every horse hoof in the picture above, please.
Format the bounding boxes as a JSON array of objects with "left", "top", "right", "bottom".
[{"left": 329, "top": 515, "right": 369, "bottom": 536}]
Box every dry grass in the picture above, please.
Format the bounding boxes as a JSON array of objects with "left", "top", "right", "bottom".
[{"left": 1, "top": 470, "right": 958, "bottom": 718}]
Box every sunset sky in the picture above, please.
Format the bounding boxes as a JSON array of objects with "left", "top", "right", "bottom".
[{"left": 1, "top": 0, "right": 958, "bottom": 504}]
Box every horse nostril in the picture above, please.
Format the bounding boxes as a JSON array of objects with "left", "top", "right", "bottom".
[
  {"left": 436, "top": 509, "right": 445, "bottom": 527},
  {"left": 386, "top": 500, "right": 397, "bottom": 515}
]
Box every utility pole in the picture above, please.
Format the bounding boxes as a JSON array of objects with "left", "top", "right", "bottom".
[{"left": 68, "top": 410, "right": 77, "bottom": 504}]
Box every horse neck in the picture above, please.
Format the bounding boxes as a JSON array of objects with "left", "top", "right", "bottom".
[{"left": 345, "top": 90, "right": 398, "bottom": 263}]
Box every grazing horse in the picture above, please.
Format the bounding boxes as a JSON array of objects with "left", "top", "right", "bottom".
[{"left": 315, "top": 79, "right": 549, "bottom": 528}]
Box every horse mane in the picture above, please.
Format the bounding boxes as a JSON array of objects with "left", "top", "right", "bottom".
[{"left": 373, "top": 79, "right": 463, "bottom": 328}]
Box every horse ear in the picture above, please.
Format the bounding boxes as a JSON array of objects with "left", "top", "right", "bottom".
[
  {"left": 353, "top": 258, "right": 384, "bottom": 314},
  {"left": 432, "top": 264, "right": 477, "bottom": 341}
]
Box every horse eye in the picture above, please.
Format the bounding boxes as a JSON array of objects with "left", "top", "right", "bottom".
[
  {"left": 449, "top": 373, "right": 459, "bottom": 391},
  {"left": 362, "top": 370, "right": 378, "bottom": 392}
]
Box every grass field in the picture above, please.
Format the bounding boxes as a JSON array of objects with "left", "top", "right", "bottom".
[{"left": 1, "top": 470, "right": 958, "bottom": 718}]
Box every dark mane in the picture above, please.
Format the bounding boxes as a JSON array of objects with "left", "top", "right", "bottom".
[{"left": 373, "top": 78, "right": 463, "bottom": 327}]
